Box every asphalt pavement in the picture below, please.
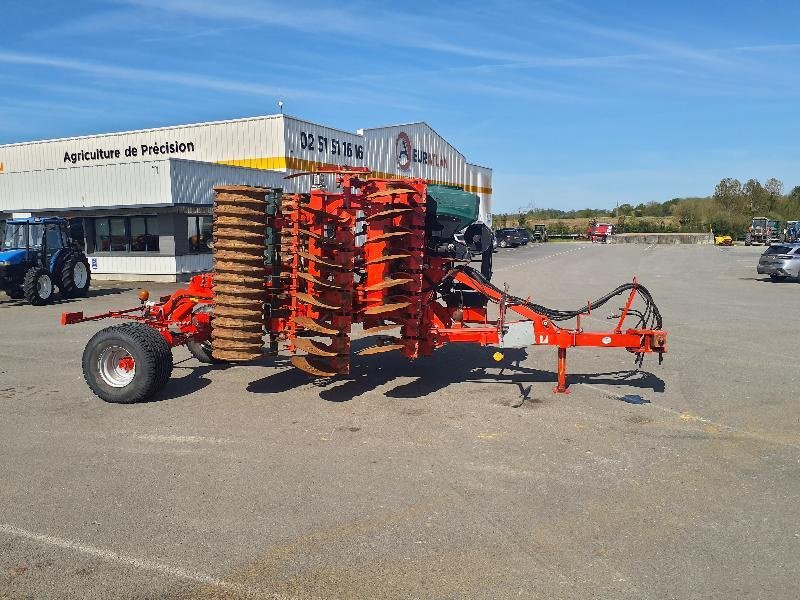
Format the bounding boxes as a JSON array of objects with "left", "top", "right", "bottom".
[{"left": 1, "top": 242, "right": 798, "bottom": 599}]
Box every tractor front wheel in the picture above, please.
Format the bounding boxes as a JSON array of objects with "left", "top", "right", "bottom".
[
  {"left": 82, "top": 323, "right": 174, "bottom": 403},
  {"left": 23, "top": 267, "right": 55, "bottom": 305}
]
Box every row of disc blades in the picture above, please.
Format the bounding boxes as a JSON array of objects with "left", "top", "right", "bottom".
[
  {"left": 211, "top": 187, "right": 268, "bottom": 362},
  {"left": 284, "top": 193, "right": 354, "bottom": 377},
  {"left": 355, "top": 184, "right": 427, "bottom": 358}
]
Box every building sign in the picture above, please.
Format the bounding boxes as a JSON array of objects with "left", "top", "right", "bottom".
[
  {"left": 63, "top": 141, "right": 196, "bottom": 165},
  {"left": 395, "top": 131, "right": 447, "bottom": 172},
  {"left": 297, "top": 130, "right": 364, "bottom": 160}
]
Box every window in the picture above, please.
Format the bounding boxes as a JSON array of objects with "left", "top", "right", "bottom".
[
  {"left": 130, "top": 216, "right": 159, "bottom": 252},
  {"left": 92, "top": 216, "right": 160, "bottom": 253},
  {"left": 765, "top": 246, "right": 791, "bottom": 255},
  {"left": 94, "top": 218, "right": 111, "bottom": 251},
  {"left": 188, "top": 216, "right": 213, "bottom": 253}
]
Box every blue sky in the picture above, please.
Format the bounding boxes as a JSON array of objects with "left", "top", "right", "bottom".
[{"left": 1, "top": 1, "right": 799, "bottom": 212}]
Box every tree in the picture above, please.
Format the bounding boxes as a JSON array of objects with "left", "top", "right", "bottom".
[
  {"left": 743, "top": 179, "right": 768, "bottom": 214},
  {"left": 713, "top": 178, "right": 743, "bottom": 212},
  {"left": 764, "top": 178, "right": 784, "bottom": 213}
]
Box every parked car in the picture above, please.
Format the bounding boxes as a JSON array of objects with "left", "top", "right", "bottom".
[
  {"left": 495, "top": 227, "right": 526, "bottom": 248},
  {"left": 756, "top": 243, "right": 800, "bottom": 280},
  {"left": 516, "top": 228, "right": 530, "bottom": 245}
]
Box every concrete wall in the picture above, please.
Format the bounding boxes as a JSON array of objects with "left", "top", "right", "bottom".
[{"left": 612, "top": 233, "right": 713, "bottom": 244}]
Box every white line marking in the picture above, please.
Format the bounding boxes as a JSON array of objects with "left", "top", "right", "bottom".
[
  {"left": 494, "top": 246, "right": 590, "bottom": 273},
  {"left": 0, "top": 524, "right": 287, "bottom": 599}
]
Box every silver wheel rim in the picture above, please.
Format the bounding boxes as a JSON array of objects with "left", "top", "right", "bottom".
[
  {"left": 73, "top": 262, "right": 88, "bottom": 288},
  {"left": 38, "top": 274, "right": 53, "bottom": 299},
  {"left": 97, "top": 345, "right": 136, "bottom": 388}
]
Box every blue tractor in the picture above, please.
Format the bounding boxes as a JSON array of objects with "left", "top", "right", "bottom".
[{"left": 0, "top": 217, "right": 91, "bottom": 305}]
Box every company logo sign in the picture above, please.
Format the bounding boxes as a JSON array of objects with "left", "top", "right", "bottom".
[
  {"left": 395, "top": 132, "right": 412, "bottom": 171},
  {"left": 395, "top": 131, "right": 448, "bottom": 172}
]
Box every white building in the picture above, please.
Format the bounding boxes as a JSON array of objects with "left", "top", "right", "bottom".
[{"left": 0, "top": 115, "right": 492, "bottom": 281}]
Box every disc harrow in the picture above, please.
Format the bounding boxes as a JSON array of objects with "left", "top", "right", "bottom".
[{"left": 63, "top": 166, "right": 668, "bottom": 404}]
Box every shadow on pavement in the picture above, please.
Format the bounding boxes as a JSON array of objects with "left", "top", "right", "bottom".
[
  {"left": 150, "top": 363, "right": 216, "bottom": 402},
  {"left": 246, "top": 342, "right": 666, "bottom": 402},
  {"left": 0, "top": 287, "right": 132, "bottom": 306}
]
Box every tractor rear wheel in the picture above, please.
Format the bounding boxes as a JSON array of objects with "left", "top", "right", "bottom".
[
  {"left": 82, "top": 323, "right": 174, "bottom": 404},
  {"left": 23, "top": 267, "right": 55, "bottom": 305},
  {"left": 5, "top": 286, "right": 24, "bottom": 300},
  {"left": 59, "top": 251, "right": 91, "bottom": 298}
]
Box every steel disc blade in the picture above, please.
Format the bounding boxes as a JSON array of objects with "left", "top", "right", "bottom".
[
  {"left": 296, "top": 250, "right": 350, "bottom": 270},
  {"left": 294, "top": 316, "right": 339, "bottom": 335},
  {"left": 364, "top": 253, "right": 413, "bottom": 265},
  {"left": 362, "top": 324, "right": 401, "bottom": 334},
  {"left": 362, "top": 278, "right": 413, "bottom": 292},
  {"left": 292, "top": 337, "right": 338, "bottom": 357},
  {"left": 363, "top": 230, "right": 412, "bottom": 243},
  {"left": 295, "top": 291, "right": 341, "bottom": 310},
  {"left": 291, "top": 355, "right": 337, "bottom": 377},
  {"left": 366, "top": 208, "right": 413, "bottom": 220},
  {"left": 296, "top": 272, "right": 348, "bottom": 290},
  {"left": 357, "top": 344, "right": 404, "bottom": 356},
  {"left": 363, "top": 301, "right": 410, "bottom": 315}
]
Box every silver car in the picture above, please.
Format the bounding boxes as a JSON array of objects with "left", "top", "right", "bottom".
[{"left": 757, "top": 243, "right": 800, "bottom": 280}]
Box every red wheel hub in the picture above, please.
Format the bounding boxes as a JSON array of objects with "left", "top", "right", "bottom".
[{"left": 118, "top": 356, "right": 135, "bottom": 372}]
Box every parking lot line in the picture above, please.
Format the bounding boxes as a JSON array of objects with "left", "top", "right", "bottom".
[
  {"left": 0, "top": 523, "right": 287, "bottom": 599},
  {"left": 493, "top": 245, "right": 590, "bottom": 273}
]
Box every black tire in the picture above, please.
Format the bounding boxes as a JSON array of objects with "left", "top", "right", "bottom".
[
  {"left": 499, "top": 239, "right": 508, "bottom": 248},
  {"left": 59, "top": 251, "right": 91, "bottom": 298},
  {"left": 745, "top": 233, "right": 751, "bottom": 246},
  {"left": 769, "top": 274, "right": 787, "bottom": 281},
  {"left": 23, "top": 267, "right": 55, "bottom": 306},
  {"left": 82, "top": 323, "right": 174, "bottom": 404},
  {"left": 186, "top": 339, "right": 226, "bottom": 364},
  {"left": 5, "top": 286, "right": 24, "bottom": 299}
]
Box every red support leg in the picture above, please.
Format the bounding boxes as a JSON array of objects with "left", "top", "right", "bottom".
[{"left": 553, "top": 347, "right": 571, "bottom": 394}]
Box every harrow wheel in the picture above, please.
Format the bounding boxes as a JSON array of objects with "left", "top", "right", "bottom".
[{"left": 82, "top": 323, "right": 173, "bottom": 404}]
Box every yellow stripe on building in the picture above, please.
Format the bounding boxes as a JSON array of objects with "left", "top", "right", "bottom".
[{"left": 216, "top": 156, "right": 492, "bottom": 195}]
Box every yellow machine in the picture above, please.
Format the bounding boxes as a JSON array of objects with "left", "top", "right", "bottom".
[{"left": 715, "top": 235, "right": 733, "bottom": 246}]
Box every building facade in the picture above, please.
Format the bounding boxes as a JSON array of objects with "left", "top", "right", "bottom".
[{"left": 0, "top": 115, "right": 492, "bottom": 281}]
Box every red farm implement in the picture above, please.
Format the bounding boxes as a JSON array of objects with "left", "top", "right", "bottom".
[{"left": 62, "top": 168, "right": 667, "bottom": 403}]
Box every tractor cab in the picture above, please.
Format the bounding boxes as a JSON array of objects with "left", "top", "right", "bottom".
[
  {"left": 0, "top": 217, "right": 90, "bottom": 305},
  {"left": 2, "top": 217, "right": 70, "bottom": 259}
]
